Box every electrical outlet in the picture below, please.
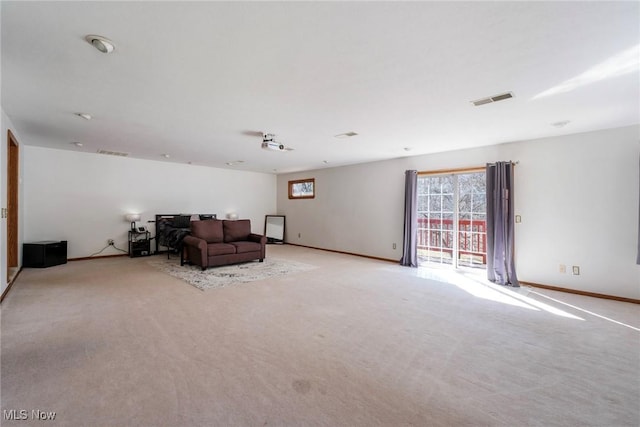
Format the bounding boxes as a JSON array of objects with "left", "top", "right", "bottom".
[
  {"left": 515, "top": 215, "right": 522, "bottom": 223},
  {"left": 572, "top": 266, "right": 580, "bottom": 275},
  {"left": 298, "top": 233, "right": 301, "bottom": 238},
  {"left": 559, "top": 264, "right": 566, "bottom": 274},
  {"left": 393, "top": 243, "right": 397, "bottom": 250},
  {"left": 108, "top": 239, "right": 114, "bottom": 246}
]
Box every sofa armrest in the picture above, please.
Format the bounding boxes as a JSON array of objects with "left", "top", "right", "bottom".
[
  {"left": 249, "top": 233, "right": 267, "bottom": 261},
  {"left": 183, "top": 235, "right": 208, "bottom": 268},
  {"left": 248, "top": 233, "right": 267, "bottom": 245},
  {"left": 183, "top": 235, "right": 206, "bottom": 250}
]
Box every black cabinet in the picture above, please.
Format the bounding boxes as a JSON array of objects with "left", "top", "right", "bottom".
[
  {"left": 128, "top": 231, "right": 150, "bottom": 257},
  {"left": 23, "top": 241, "right": 67, "bottom": 268}
]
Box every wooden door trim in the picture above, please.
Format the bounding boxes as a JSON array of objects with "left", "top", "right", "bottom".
[{"left": 7, "top": 130, "right": 19, "bottom": 279}]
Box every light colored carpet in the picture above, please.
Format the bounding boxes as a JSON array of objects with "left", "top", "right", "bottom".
[
  {"left": 1, "top": 245, "right": 639, "bottom": 426},
  {"left": 148, "top": 257, "right": 316, "bottom": 290}
]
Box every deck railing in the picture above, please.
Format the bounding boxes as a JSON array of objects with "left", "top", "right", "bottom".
[{"left": 417, "top": 218, "right": 487, "bottom": 263}]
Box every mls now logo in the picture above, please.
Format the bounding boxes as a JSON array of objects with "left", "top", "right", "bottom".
[{"left": 3, "top": 409, "right": 56, "bottom": 421}]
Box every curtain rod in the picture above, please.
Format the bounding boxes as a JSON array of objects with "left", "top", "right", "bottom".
[
  {"left": 418, "top": 161, "right": 520, "bottom": 176},
  {"left": 487, "top": 161, "right": 519, "bottom": 166}
]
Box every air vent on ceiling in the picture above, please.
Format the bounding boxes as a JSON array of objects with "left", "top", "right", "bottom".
[
  {"left": 97, "top": 149, "right": 129, "bottom": 157},
  {"left": 471, "top": 92, "right": 514, "bottom": 106}
]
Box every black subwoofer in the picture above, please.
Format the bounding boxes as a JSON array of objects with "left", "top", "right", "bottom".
[{"left": 23, "top": 240, "right": 68, "bottom": 268}]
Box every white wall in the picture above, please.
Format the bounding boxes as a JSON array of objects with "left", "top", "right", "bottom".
[
  {"left": 24, "top": 146, "right": 276, "bottom": 259},
  {"left": 278, "top": 125, "right": 640, "bottom": 300},
  {"left": 1, "top": 108, "right": 25, "bottom": 297}
]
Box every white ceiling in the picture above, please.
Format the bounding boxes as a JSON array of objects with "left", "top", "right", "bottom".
[{"left": 2, "top": 1, "right": 638, "bottom": 174}]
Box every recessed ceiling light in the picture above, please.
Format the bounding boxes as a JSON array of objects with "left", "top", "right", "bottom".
[
  {"left": 75, "top": 112, "right": 92, "bottom": 120},
  {"left": 403, "top": 147, "right": 412, "bottom": 152},
  {"left": 72, "top": 142, "right": 83, "bottom": 147},
  {"left": 323, "top": 160, "right": 329, "bottom": 164},
  {"left": 335, "top": 132, "right": 358, "bottom": 138},
  {"left": 85, "top": 35, "right": 115, "bottom": 54},
  {"left": 551, "top": 120, "right": 571, "bottom": 128},
  {"left": 161, "top": 154, "right": 170, "bottom": 158}
]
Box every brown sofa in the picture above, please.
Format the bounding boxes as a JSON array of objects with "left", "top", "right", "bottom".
[{"left": 182, "top": 219, "right": 266, "bottom": 270}]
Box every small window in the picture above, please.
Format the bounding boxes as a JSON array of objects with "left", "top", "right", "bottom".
[{"left": 288, "top": 178, "right": 315, "bottom": 199}]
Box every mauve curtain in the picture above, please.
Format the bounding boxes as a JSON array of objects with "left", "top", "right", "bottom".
[
  {"left": 400, "top": 170, "right": 418, "bottom": 267},
  {"left": 486, "top": 162, "right": 519, "bottom": 286}
]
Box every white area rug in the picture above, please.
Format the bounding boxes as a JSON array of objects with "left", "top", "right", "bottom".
[{"left": 149, "top": 257, "right": 316, "bottom": 290}]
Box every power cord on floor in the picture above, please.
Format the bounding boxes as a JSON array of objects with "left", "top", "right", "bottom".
[{"left": 88, "top": 242, "right": 128, "bottom": 257}]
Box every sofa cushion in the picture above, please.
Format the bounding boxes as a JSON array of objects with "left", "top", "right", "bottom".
[
  {"left": 207, "top": 243, "right": 236, "bottom": 256},
  {"left": 230, "top": 241, "right": 262, "bottom": 254},
  {"left": 223, "top": 219, "right": 251, "bottom": 242},
  {"left": 191, "top": 219, "right": 224, "bottom": 243}
]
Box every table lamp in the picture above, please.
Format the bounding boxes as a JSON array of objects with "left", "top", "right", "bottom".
[{"left": 125, "top": 213, "right": 141, "bottom": 231}]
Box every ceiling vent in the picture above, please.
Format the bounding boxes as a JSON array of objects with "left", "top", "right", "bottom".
[
  {"left": 471, "top": 92, "right": 514, "bottom": 106},
  {"left": 97, "top": 149, "right": 129, "bottom": 157}
]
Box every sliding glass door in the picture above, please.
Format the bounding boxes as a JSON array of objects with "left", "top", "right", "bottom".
[{"left": 417, "top": 171, "right": 487, "bottom": 269}]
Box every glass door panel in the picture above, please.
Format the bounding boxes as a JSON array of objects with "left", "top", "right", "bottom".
[
  {"left": 417, "top": 175, "right": 454, "bottom": 265},
  {"left": 457, "top": 173, "right": 487, "bottom": 268},
  {"left": 418, "top": 172, "right": 486, "bottom": 269}
]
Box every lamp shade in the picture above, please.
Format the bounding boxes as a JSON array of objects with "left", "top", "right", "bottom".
[{"left": 125, "top": 213, "right": 141, "bottom": 222}]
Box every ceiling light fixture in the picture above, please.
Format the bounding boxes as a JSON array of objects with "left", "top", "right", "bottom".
[
  {"left": 72, "top": 142, "right": 83, "bottom": 147},
  {"left": 75, "top": 112, "right": 92, "bottom": 120},
  {"left": 403, "top": 147, "right": 412, "bottom": 152},
  {"left": 551, "top": 120, "right": 571, "bottom": 128},
  {"left": 161, "top": 154, "right": 170, "bottom": 158},
  {"left": 85, "top": 35, "right": 115, "bottom": 54},
  {"left": 323, "top": 160, "right": 329, "bottom": 164},
  {"left": 226, "top": 160, "right": 245, "bottom": 166}
]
